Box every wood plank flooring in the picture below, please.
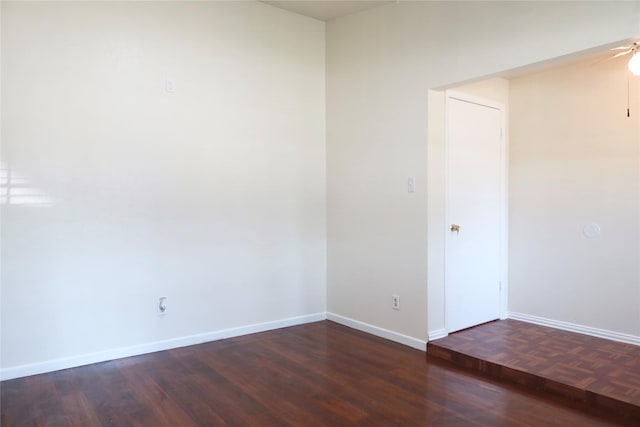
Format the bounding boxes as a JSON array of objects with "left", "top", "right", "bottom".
[
  {"left": 427, "top": 319, "right": 640, "bottom": 421},
  {"left": 1, "top": 320, "right": 634, "bottom": 426}
]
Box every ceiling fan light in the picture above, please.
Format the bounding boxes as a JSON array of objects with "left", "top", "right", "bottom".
[{"left": 628, "top": 52, "right": 640, "bottom": 75}]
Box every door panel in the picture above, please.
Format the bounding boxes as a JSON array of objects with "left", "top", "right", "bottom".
[{"left": 445, "top": 96, "right": 503, "bottom": 333}]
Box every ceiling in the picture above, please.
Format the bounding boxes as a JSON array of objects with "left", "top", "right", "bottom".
[{"left": 261, "top": 0, "right": 392, "bottom": 22}]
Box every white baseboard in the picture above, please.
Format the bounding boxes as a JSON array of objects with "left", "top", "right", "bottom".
[
  {"left": 428, "top": 328, "right": 448, "bottom": 341},
  {"left": 508, "top": 312, "right": 640, "bottom": 346},
  {"left": 326, "top": 312, "right": 427, "bottom": 351},
  {"left": 1, "top": 312, "right": 327, "bottom": 381}
]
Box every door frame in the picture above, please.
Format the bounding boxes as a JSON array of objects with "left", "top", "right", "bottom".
[{"left": 444, "top": 90, "right": 508, "bottom": 333}]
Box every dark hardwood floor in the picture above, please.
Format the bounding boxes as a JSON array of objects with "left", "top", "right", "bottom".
[{"left": 1, "top": 320, "right": 634, "bottom": 426}]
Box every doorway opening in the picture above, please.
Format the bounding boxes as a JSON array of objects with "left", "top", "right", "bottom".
[{"left": 427, "top": 40, "right": 640, "bottom": 342}]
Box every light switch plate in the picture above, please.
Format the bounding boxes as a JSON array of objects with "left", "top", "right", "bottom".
[{"left": 408, "top": 177, "right": 416, "bottom": 193}]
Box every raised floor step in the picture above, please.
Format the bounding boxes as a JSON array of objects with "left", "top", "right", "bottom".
[{"left": 427, "top": 319, "right": 640, "bottom": 421}]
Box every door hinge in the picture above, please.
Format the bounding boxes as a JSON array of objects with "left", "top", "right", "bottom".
[{"left": 499, "top": 281, "right": 502, "bottom": 291}]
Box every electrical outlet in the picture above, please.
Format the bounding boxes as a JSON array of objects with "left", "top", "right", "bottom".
[
  {"left": 158, "top": 296, "right": 168, "bottom": 315},
  {"left": 392, "top": 294, "right": 400, "bottom": 311}
]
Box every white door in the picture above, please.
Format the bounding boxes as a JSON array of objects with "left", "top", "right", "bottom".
[{"left": 445, "top": 94, "right": 504, "bottom": 333}]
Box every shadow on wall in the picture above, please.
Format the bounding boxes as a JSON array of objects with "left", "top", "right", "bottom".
[{"left": 1, "top": 163, "right": 56, "bottom": 207}]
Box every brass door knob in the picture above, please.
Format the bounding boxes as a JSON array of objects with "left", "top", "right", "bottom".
[{"left": 450, "top": 224, "right": 460, "bottom": 233}]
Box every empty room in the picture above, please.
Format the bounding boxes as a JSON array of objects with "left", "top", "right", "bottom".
[{"left": 2, "top": 1, "right": 640, "bottom": 425}]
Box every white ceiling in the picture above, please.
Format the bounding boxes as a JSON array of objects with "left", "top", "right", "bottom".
[{"left": 261, "top": 0, "right": 392, "bottom": 22}]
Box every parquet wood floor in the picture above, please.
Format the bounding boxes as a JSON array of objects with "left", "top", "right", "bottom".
[
  {"left": 2, "top": 320, "right": 633, "bottom": 426},
  {"left": 427, "top": 319, "right": 640, "bottom": 421}
]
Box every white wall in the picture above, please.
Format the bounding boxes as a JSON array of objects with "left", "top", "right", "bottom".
[
  {"left": 509, "top": 55, "right": 640, "bottom": 335},
  {"left": 4, "top": 1, "right": 640, "bottom": 378},
  {"left": 1, "top": 1, "right": 326, "bottom": 373},
  {"left": 327, "top": 1, "right": 640, "bottom": 341}
]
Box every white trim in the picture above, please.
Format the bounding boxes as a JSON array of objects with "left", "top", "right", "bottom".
[
  {"left": 508, "top": 312, "right": 640, "bottom": 346},
  {"left": 326, "top": 312, "right": 427, "bottom": 351},
  {"left": 428, "top": 328, "right": 448, "bottom": 341},
  {"left": 0, "top": 312, "right": 327, "bottom": 381},
  {"left": 446, "top": 90, "right": 504, "bottom": 111}
]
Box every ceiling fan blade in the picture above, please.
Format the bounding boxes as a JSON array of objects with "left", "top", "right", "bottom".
[
  {"left": 611, "top": 49, "right": 633, "bottom": 58},
  {"left": 611, "top": 45, "right": 632, "bottom": 50},
  {"left": 592, "top": 49, "right": 633, "bottom": 66}
]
